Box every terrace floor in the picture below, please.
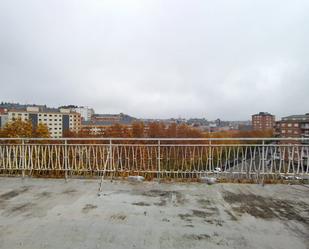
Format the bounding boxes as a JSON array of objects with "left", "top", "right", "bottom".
[{"left": 0, "top": 177, "right": 308, "bottom": 249}]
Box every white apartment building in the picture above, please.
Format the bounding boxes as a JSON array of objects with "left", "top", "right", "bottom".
[
  {"left": 0, "top": 114, "right": 8, "bottom": 128},
  {"left": 72, "top": 106, "right": 94, "bottom": 121},
  {"left": 8, "top": 107, "right": 81, "bottom": 138}
]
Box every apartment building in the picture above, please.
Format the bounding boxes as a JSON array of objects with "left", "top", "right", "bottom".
[
  {"left": 91, "top": 113, "right": 135, "bottom": 123},
  {"left": 276, "top": 114, "right": 309, "bottom": 139},
  {"left": 252, "top": 112, "right": 275, "bottom": 131},
  {"left": 73, "top": 106, "right": 94, "bottom": 121},
  {"left": 7, "top": 106, "right": 81, "bottom": 138},
  {"left": 0, "top": 108, "right": 8, "bottom": 128}
]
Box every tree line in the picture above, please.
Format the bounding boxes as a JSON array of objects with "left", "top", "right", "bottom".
[
  {"left": 0, "top": 119, "right": 273, "bottom": 140},
  {"left": 0, "top": 119, "right": 50, "bottom": 138}
]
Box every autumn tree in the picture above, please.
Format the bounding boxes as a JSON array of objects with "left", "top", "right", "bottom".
[
  {"left": 166, "top": 123, "right": 177, "bottom": 137},
  {"left": 131, "top": 122, "right": 145, "bottom": 138},
  {"left": 176, "top": 124, "right": 189, "bottom": 137},
  {"left": 122, "top": 126, "right": 132, "bottom": 138},
  {"left": 159, "top": 122, "right": 167, "bottom": 137},
  {"left": 33, "top": 123, "right": 50, "bottom": 138},
  {"left": 106, "top": 123, "right": 123, "bottom": 137},
  {"left": 1, "top": 119, "right": 33, "bottom": 138},
  {"left": 148, "top": 122, "right": 161, "bottom": 138}
]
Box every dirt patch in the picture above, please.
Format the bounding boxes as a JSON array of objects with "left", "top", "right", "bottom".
[
  {"left": 62, "top": 189, "right": 77, "bottom": 194},
  {"left": 178, "top": 213, "right": 193, "bottom": 222},
  {"left": 0, "top": 187, "right": 29, "bottom": 201},
  {"left": 197, "top": 199, "right": 212, "bottom": 208},
  {"left": 224, "top": 209, "right": 238, "bottom": 221},
  {"left": 36, "top": 191, "right": 52, "bottom": 199},
  {"left": 223, "top": 191, "right": 309, "bottom": 225},
  {"left": 197, "top": 199, "right": 220, "bottom": 217},
  {"left": 178, "top": 209, "right": 217, "bottom": 223},
  {"left": 110, "top": 213, "right": 127, "bottom": 221},
  {"left": 154, "top": 199, "right": 167, "bottom": 206},
  {"left": 132, "top": 202, "right": 151, "bottom": 206},
  {"left": 204, "top": 219, "right": 224, "bottom": 226},
  {"left": 82, "top": 204, "right": 97, "bottom": 213},
  {"left": 185, "top": 224, "right": 194, "bottom": 227},
  {"left": 142, "top": 190, "right": 186, "bottom": 206},
  {"left": 142, "top": 190, "right": 172, "bottom": 197},
  {"left": 4, "top": 202, "right": 34, "bottom": 216},
  {"left": 192, "top": 209, "right": 209, "bottom": 218},
  {"left": 184, "top": 233, "right": 211, "bottom": 240}
]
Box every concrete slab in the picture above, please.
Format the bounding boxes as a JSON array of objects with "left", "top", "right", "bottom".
[{"left": 0, "top": 177, "right": 308, "bottom": 249}]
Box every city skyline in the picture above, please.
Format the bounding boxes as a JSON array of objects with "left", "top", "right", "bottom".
[{"left": 0, "top": 100, "right": 295, "bottom": 121}]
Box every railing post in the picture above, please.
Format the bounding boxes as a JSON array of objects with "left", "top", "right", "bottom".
[
  {"left": 64, "top": 139, "right": 68, "bottom": 181},
  {"left": 109, "top": 139, "right": 113, "bottom": 181},
  {"left": 158, "top": 140, "right": 161, "bottom": 182},
  {"left": 21, "top": 139, "right": 25, "bottom": 179},
  {"left": 261, "top": 140, "right": 265, "bottom": 184},
  {"left": 208, "top": 140, "right": 212, "bottom": 175}
]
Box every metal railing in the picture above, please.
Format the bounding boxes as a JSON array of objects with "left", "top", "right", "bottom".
[{"left": 0, "top": 137, "right": 308, "bottom": 181}]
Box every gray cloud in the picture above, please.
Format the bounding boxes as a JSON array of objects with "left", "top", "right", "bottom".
[{"left": 0, "top": 0, "right": 308, "bottom": 120}]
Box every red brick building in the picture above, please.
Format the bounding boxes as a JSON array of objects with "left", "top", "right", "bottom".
[
  {"left": 0, "top": 108, "right": 8, "bottom": 115},
  {"left": 252, "top": 112, "right": 275, "bottom": 131},
  {"left": 276, "top": 114, "right": 309, "bottom": 139}
]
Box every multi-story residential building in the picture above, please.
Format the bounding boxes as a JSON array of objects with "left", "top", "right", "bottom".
[
  {"left": 0, "top": 108, "right": 8, "bottom": 128},
  {"left": 91, "top": 113, "right": 136, "bottom": 124},
  {"left": 0, "top": 115, "right": 8, "bottom": 128},
  {"left": 72, "top": 106, "right": 94, "bottom": 121},
  {"left": 0, "top": 107, "right": 8, "bottom": 115},
  {"left": 252, "top": 112, "right": 275, "bottom": 131},
  {"left": 7, "top": 107, "right": 81, "bottom": 138},
  {"left": 82, "top": 114, "right": 136, "bottom": 136},
  {"left": 276, "top": 114, "right": 309, "bottom": 139}
]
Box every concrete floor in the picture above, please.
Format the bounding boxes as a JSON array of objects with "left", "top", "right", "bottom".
[{"left": 0, "top": 177, "right": 308, "bottom": 249}]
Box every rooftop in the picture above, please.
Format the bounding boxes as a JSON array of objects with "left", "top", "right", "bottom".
[
  {"left": 0, "top": 177, "right": 308, "bottom": 249},
  {"left": 252, "top": 112, "right": 274, "bottom": 117},
  {"left": 282, "top": 114, "right": 309, "bottom": 121},
  {"left": 82, "top": 119, "right": 134, "bottom": 126},
  {"left": 7, "top": 107, "right": 80, "bottom": 115}
]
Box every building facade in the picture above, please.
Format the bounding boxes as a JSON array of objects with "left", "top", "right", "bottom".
[
  {"left": 7, "top": 107, "right": 81, "bottom": 138},
  {"left": 252, "top": 112, "right": 275, "bottom": 131},
  {"left": 0, "top": 114, "right": 8, "bottom": 128},
  {"left": 73, "top": 106, "right": 94, "bottom": 121},
  {"left": 0, "top": 108, "right": 8, "bottom": 128},
  {"left": 91, "top": 113, "right": 136, "bottom": 123},
  {"left": 276, "top": 114, "right": 309, "bottom": 139},
  {"left": 81, "top": 113, "right": 136, "bottom": 136}
]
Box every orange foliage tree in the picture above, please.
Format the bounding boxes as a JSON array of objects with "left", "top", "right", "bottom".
[
  {"left": 0, "top": 119, "right": 33, "bottom": 138},
  {"left": 131, "top": 121, "right": 145, "bottom": 138},
  {"left": 0, "top": 119, "right": 51, "bottom": 139},
  {"left": 33, "top": 123, "right": 50, "bottom": 138}
]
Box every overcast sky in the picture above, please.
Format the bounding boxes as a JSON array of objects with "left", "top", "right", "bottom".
[{"left": 0, "top": 0, "right": 308, "bottom": 120}]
